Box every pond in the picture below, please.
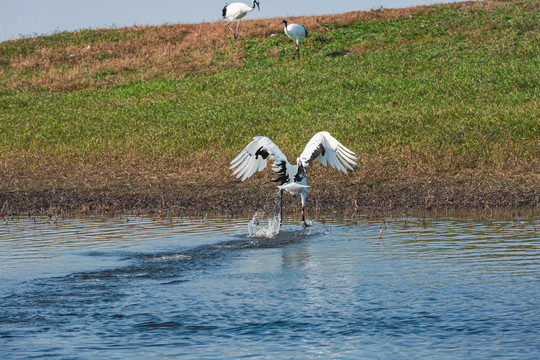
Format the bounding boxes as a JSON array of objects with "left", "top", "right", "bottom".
[{"left": 1, "top": 213, "right": 539, "bottom": 359}]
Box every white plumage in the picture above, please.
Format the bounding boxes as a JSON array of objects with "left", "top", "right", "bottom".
[
  {"left": 222, "top": 0, "right": 260, "bottom": 40},
  {"left": 281, "top": 19, "right": 308, "bottom": 59},
  {"left": 230, "top": 132, "right": 357, "bottom": 226}
]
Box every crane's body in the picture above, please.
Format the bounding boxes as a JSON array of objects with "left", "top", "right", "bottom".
[
  {"left": 222, "top": 0, "right": 260, "bottom": 40},
  {"left": 230, "top": 132, "right": 357, "bottom": 226},
  {"left": 281, "top": 19, "right": 308, "bottom": 59}
]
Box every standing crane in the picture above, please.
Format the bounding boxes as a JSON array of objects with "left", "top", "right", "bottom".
[
  {"left": 230, "top": 132, "right": 357, "bottom": 226},
  {"left": 281, "top": 19, "right": 308, "bottom": 59},
  {"left": 222, "top": 0, "right": 260, "bottom": 40}
]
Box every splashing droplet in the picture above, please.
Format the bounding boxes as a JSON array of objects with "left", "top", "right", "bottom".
[{"left": 247, "top": 211, "right": 281, "bottom": 238}]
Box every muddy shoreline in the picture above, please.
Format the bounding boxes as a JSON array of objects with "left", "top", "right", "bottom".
[{"left": 1, "top": 179, "right": 537, "bottom": 218}]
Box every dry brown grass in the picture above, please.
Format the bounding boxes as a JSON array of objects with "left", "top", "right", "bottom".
[
  {"left": 1, "top": 146, "right": 537, "bottom": 216},
  {"left": 1, "top": 139, "right": 537, "bottom": 215}
]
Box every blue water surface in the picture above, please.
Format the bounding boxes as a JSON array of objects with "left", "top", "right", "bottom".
[{"left": 0, "top": 214, "right": 538, "bottom": 359}]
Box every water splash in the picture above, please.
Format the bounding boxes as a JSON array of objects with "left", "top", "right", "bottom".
[{"left": 247, "top": 211, "right": 281, "bottom": 238}]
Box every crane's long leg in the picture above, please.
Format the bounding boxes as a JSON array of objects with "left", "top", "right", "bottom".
[
  {"left": 235, "top": 20, "right": 241, "bottom": 40},
  {"left": 226, "top": 22, "right": 236, "bottom": 39},
  {"left": 293, "top": 44, "right": 300, "bottom": 59},
  {"left": 302, "top": 206, "right": 308, "bottom": 227},
  {"left": 301, "top": 192, "right": 309, "bottom": 227}
]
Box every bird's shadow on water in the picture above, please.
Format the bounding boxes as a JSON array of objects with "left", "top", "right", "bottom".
[
  {"left": 244, "top": 223, "right": 324, "bottom": 247},
  {"left": 65, "top": 221, "right": 325, "bottom": 285}
]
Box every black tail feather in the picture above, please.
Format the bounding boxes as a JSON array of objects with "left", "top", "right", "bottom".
[{"left": 271, "top": 161, "right": 289, "bottom": 185}]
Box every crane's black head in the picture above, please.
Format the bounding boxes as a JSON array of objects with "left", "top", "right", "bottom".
[
  {"left": 280, "top": 19, "right": 288, "bottom": 25},
  {"left": 254, "top": 0, "right": 260, "bottom": 11}
]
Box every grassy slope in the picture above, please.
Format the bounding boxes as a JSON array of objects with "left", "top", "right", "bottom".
[{"left": 0, "top": 0, "right": 538, "bottom": 214}]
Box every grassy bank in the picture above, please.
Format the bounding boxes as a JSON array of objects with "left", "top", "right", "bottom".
[{"left": 0, "top": 0, "right": 538, "bottom": 215}]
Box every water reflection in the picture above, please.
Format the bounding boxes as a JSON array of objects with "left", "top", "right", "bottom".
[{"left": 281, "top": 241, "right": 310, "bottom": 269}]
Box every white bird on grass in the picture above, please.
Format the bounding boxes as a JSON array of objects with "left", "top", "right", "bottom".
[
  {"left": 281, "top": 19, "right": 308, "bottom": 59},
  {"left": 222, "top": 0, "right": 260, "bottom": 40},
  {"left": 230, "top": 132, "right": 357, "bottom": 226}
]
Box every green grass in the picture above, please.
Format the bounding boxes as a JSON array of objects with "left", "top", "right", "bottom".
[{"left": 0, "top": 0, "right": 538, "bottom": 195}]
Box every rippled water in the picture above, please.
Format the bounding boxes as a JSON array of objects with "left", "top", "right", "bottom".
[{"left": 1, "top": 214, "right": 539, "bottom": 359}]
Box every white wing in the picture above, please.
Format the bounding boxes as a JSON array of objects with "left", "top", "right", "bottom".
[
  {"left": 299, "top": 132, "right": 357, "bottom": 174},
  {"left": 230, "top": 136, "right": 289, "bottom": 181}
]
